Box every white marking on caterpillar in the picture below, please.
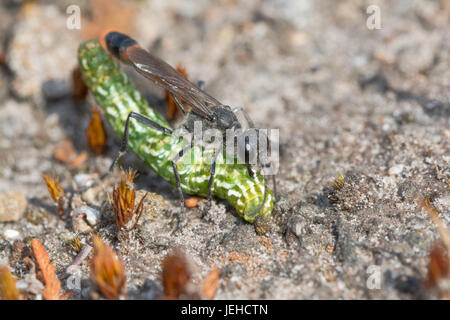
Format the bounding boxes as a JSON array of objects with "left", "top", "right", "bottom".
[
  {"left": 96, "top": 85, "right": 108, "bottom": 96},
  {"left": 227, "top": 189, "right": 242, "bottom": 198}
]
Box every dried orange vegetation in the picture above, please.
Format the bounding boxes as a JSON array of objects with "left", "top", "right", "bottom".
[
  {"left": 0, "top": 265, "right": 20, "bottom": 300},
  {"left": 420, "top": 196, "right": 450, "bottom": 299},
  {"left": 53, "top": 140, "right": 87, "bottom": 168},
  {"left": 162, "top": 250, "right": 220, "bottom": 299},
  {"left": 86, "top": 108, "right": 108, "bottom": 155},
  {"left": 333, "top": 172, "right": 345, "bottom": 190},
  {"left": 69, "top": 237, "right": 83, "bottom": 253},
  {"left": 31, "top": 239, "right": 61, "bottom": 300},
  {"left": 82, "top": 0, "right": 135, "bottom": 46},
  {"left": 185, "top": 197, "right": 206, "bottom": 208},
  {"left": 185, "top": 197, "right": 199, "bottom": 208},
  {"left": 162, "top": 250, "right": 191, "bottom": 299},
  {"left": 258, "top": 236, "right": 273, "bottom": 253},
  {"left": 426, "top": 245, "right": 449, "bottom": 294},
  {"left": 219, "top": 251, "right": 266, "bottom": 279},
  {"left": 221, "top": 251, "right": 258, "bottom": 270},
  {"left": 420, "top": 196, "right": 450, "bottom": 246},
  {"left": 107, "top": 168, "right": 147, "bottom": 230},
  {"left": 91, "top": 235, "right": 126, "bottom": 299},
  {"left": 72, "top": 66, "right": 88, "bottom": 103},
  {"left": 201, "top": 269, "right": 220, "bottom": 300},
  {"left": 42, "top": 172, "right": 65, "bottom": 217},
  {"left": 165, "top": 64, "right": 189, "bottom": 121}
]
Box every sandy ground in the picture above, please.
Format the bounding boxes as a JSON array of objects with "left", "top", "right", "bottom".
[{"left": 0, "top": 0, "right": 449, "bottom": 299}]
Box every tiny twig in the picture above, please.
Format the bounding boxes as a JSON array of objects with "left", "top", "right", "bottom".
[
  {"left": 131, "top": 192, "right": 148, "bottom": 230},
  {"left": 421, "top": 196, "right": 450, "bottom": 250},
  {"left": 61, "top": 245, "right": 92, "bottom": 279}
]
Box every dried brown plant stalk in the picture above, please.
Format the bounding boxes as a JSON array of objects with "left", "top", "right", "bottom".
[
  {"left": 107, "top": 168, "right": 147, "bottom": 230},
  {"left": 42, "top": 172, "right": 65, "bottom": 217},
  {"left": 90, "top": 235, "right": 126, "bottom": 299},
  {"left": 162, "top": 250, "right": 220, "bottom": 300},
  {"left": 72, "top": 66, "right": 88, "bottom": 103},
  {"left": 0, "top": 265, "right": 20, "bottom": 300},
  {"left": 201, "top": 269, "right": 220, "bottom": 300},
  {"left": 162, "top": 250, "right": 191, "bottom": 299},
  {"left": 31, "top": 239, "right": 61, "bottom": 300},
  {"left": 420, "top": 196, "right": 450, "bottom": 246},
  {"left": 86, "top": 108, "right": 107, "bottom": 155},
  {"left": 420, "top": 196, "right": 450, "bottom": 299}
]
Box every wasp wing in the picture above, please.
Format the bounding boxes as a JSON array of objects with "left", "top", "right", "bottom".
[{"left": 125, "top": 45, "right": 221, "bottom": 120}]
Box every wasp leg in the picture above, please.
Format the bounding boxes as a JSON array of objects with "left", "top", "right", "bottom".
[
  {"left": 70, "top": 112, "right": 172, "bottom": 210},
  {"left": 170, "top": 142, "right": 194, "bottom": 234},
  {"left": 261, "top": 156, "right": 277, "bottom": 202},
  {"left": 258, "top": 131, "right": 278, "bottom": 202},
  {"left": 232, "top": 106, "right": 255, "bottom": 128},
  {"left": 246, "top": 163, "right": 254, "bottom": 178},
  {"left": 202, "top": 149, "right": 221, "bottom": 219},
  {"left": 272, "top": 174, "right": 278, "bottom": 202},
  {"left": 110, "top": 111, "right": 173, "bottom": 172},
  {"left": 260, "top": 156, "right": 278, "bottom": 202},
  {"left": 110, "top": 111, "right": 191, "bottom": 234},
  {"left": 172, "top": 95, "right": 187, "bottom": 116}
]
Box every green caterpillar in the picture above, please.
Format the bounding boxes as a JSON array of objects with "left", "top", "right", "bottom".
[{"left": 78, "top": 40, "right": 273, "bottom": 222}]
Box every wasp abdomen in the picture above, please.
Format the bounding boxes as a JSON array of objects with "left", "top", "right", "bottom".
[{"left": 105, "top": 31, "right": 137, "bottom": 62}]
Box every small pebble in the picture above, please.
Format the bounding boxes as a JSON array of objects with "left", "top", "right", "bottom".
[
  {"left": 2, "top": 229, "right": 21, "bottom": 241},
  {"left": 59, "top": 232, "right": 76, "bottom": 243},
  {"left": 72, "top": 214, "right": 93, "bottom": 234},
  {"left": 388, "top": 165, "right": 404, "bottom": 176},
  {"left": 42, "top": 79, "right": 69, "bottom": 101},
  {"left": 293, "top": 222, "right": 304, "bottom": 237},
  {"left": 74, "top": 206, "right": 100, "bottom": 226},
  {"left": 82, "top": 207, "right": 100, "bottom": 226},
  {"left": 72, "top": 173, "right": 98, "bottom": 190},
  {"left": 0, "top": 191, "right": 28, "bottom": 222},
  {"left": 16, "top": 274, "right": 44, "bottom": 296},
  {"left": 81, "top": 187, "right": 99, "bottom": 204},
  {"left": 53, "top": 139, "right": 77, "bottom": 164},
  {"left": 185, "top": 197, "right": 200, "bottom": 208},
  {"left": 137, "top": 279, "right": 162, "bottom": 300}
]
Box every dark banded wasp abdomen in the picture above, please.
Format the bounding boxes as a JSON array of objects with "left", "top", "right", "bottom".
[{"left": 105, "top": 31, "right": 137, "bottom": 63}]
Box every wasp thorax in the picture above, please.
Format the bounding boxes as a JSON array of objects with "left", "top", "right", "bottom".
[{"left": 211, "top": 106, "right": 239, "bottom": 130}]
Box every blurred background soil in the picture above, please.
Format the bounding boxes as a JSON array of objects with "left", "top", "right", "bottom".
[{"left": 0, "top": 0, "right": 449, "bottom": 299}]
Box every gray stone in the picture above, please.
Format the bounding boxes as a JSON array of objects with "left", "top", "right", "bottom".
[{"left": 0, "top": 191, "right": 27, "bottom": 222}]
